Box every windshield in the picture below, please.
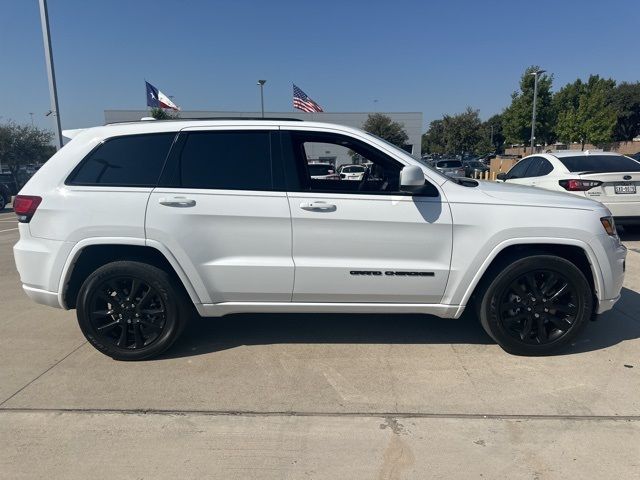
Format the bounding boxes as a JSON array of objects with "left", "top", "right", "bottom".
[
  {"left": 558, "top": 154, "right": 640, "bottom": 173},
  {"left": 308, "top": 164, "right": 334, "bottom": 176},
  {"left": 437, "top": 160, "right": 462, "bottom": 168}
]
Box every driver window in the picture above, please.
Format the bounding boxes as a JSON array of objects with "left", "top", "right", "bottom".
[{"left": 291, "top": 132, "right": 402, "bottom": 194}]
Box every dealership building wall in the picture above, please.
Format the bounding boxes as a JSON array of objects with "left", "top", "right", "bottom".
[{"left": 104, "top": 110, "right": 423, "bottom": 160}]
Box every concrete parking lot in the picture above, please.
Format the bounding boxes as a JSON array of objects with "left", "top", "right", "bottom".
[{"left": 1, "top": 208, "right": 639, "bottom": 479}]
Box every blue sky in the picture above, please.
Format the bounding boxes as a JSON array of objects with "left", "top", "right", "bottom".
[{"left": 1, "top": 0, "right": 638, "bottom": 131}]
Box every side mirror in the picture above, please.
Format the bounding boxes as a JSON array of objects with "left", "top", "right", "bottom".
[
  {"left": 496, "top": 172, "right": 507, "bottom": 181},
  {"left": 400, "top": 165, "right": 425, "bottom": 187},
  {"left": 400, "top": 165, "right": 438, "bottom": 196}
]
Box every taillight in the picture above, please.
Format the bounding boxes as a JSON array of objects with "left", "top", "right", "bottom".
[
  {"left": 559, "top": 179, "right": 602, "bottom": 191},
  {"left": 13, "top": 195, "right": 42, "bottom": 223}
]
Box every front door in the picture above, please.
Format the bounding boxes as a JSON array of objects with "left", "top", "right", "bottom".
[{"left": 281, "top": 129, "right": 453, "bottom": 304}]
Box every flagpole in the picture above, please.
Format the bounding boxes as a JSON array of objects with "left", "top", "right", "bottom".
[{"left": 38, "top": 0, "right": 63, "bottom": 149}]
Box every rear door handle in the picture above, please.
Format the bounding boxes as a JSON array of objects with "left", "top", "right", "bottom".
[
  {"left": 300, "top": 202, "right": 336, "bottom": 212},
  {"left": 159, "top": 196, "right": 196, "bottom": 208}
]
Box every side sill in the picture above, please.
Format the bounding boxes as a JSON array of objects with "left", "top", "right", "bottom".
[{"left": 195, "top": 302, "right": 462, "bottom": 319}]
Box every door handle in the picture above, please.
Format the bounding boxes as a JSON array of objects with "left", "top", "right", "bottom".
[
  {"left": 300, "top": 202, "right": 336, "bottom": 212},
  {"left": 159, "top": 196, "right": 196, "bottom": 208}
]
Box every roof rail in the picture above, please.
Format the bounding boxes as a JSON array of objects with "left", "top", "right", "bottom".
[{"left": 106, "top": 117, "right": 304, "bottom": 125}]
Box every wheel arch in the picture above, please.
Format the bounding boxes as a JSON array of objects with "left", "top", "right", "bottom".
[
  {"left": 456, "top": 239, "right": 603, "bottom": 316},
  {"left": 59, "top": 239, "right": 201, "bottom": 309}
]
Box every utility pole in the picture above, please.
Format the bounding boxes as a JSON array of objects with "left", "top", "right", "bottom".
[
  {"left": 530, "top": 69, "right": 546, "bottom": 155},
  {"left": 257, "top": 80, "right": 266, "bottom": 118},
  {"left": 29, "top": 113, "right": 34, "bottom": 126},
  {"left": 38, "top": 0, "right": 63, "bottom": 149}
]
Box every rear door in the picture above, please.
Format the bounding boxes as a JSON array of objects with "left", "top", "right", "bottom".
[
  {"left": 281, "top": 129, "right": 453, "bottom": 304},
  {"left": 145, "top": 127, "right": 294, "bottom": 304}
]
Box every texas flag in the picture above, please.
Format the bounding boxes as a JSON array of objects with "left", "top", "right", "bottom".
[{"left": 145, "top": 81, "right": 180, "bottom": 111}]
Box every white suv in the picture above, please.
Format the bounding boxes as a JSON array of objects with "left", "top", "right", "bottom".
[{"left": 13, "top": 119, "right": 626, "bottom": 360}]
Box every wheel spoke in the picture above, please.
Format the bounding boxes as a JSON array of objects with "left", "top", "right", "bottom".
[
  {"left": 137, "top": 288, "right": 152, "bottom": 307},
  {"left": 548, "top": 315, "right": 573, "bottom": 332},
  {"left": 547, "top": 283, "right": 568, "bottom": 303},
  {"left": 91, "top": 309, "right": 112, "bottom": 319},
  {"left": 139, "top": 319, "right": 162, "bottom": 330},
  {"left": 541, "top": 273, "right": 558, "bottom": 296},
  {"left": 140, "top": 307, "right": 165, "bottom": 316},
  {"left": 535, "top": 316, "right": 548, "bottom": 342},
  {"left": 520, "top": 316, "right": 533, "bottom": 339},
  {"left": 97, "top": 320, "right": 119, "bottom": 332},
  {"left": 117, "top": 324, "right": 128, "bottom": 347},
  {"left": 133, "top": 323, "right": 144, "bottom": 348},
  {"left": 129, "top": 279, "right": 140, "bottom": 300},
  {"left": 525, "top": 273, "right": 542, "bottom": 298}
]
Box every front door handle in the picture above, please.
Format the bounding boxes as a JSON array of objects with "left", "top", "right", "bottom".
[
  {"left": 300, "top": 202, "right": 336, "bottom": 212},
  {"left": 159, "top": 196, "right": 196, "bottom": 208}
]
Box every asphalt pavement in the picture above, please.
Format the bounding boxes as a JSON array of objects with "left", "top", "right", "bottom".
[{"left": 1, "top": 209, "right": 639, "bottom": 479}]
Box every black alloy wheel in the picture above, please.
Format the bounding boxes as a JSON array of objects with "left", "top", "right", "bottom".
[
  {"left": 478, "top": 255, "right": 592, "bottom": 355},
  {"left": 498, "top": 270, "right": 578, "bottom": 345},
  {"left": 88, "top": 276, "right": 167, "bottom": 350},
  {"left": 76, "top": 261, "right": 188, "bottom": 360}
]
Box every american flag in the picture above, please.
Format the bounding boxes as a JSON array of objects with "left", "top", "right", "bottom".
[{"left": 293, "top": 84, "right": 324, "bottom": 113}]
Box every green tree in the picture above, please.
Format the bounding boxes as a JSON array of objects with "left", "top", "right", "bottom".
[
  {"left": 150, "top": 107, "right": 179, "bottom": 120},
  {"left": 441, "top": 107, "right": 484, "bottom": 155},
  {"left": 362, "top": 113, "right": 409, "bottom": 147},
  {"left": 0, "top": 122, "right": 54, "bottom": 186},
  {"left": 422, "top": 119, "right": 446, "bottom": 154},
  {"left": 555, "top": 75, "right": 617, "bottom": 149},
  {"left": 422, "top": 108, "right": 492, "bottom": 155},
  {"left": 482, "top": 113, "right": 504, "bottom": 153},
  {"left": 502, "top": 66, "right": 554, "bottom": 147},
  {"left": 610, "top": 82, "right": 640, "bottom": 141}
]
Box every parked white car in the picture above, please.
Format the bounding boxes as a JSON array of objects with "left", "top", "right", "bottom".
[
  {"left": 338, "top": 164, "right": 367, "bottom": 181},
  {"left": 498, "top": 151, "right": 640, "bottom": 225},
  {"left": 307, "top": 162, "right": 340, "bottom": 180},
  {"left": 13, "top": 119, "right": 626, "bottom": 360}
]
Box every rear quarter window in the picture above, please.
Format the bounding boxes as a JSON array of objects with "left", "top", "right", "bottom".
[{"left": 68, "top": 133, "right": 175, "bottom": 187}]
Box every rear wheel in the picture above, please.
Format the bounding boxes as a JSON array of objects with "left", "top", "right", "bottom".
[
  {"left": 478, "top": 255, "right": 592, "bottom": 355},
  {"left": 76, "top": 261, "right": 189, "bottom": 360}
]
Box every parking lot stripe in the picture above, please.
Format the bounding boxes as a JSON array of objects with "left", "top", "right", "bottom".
[{"left": 0, "top": 228, "right": 18, "bottom": 233}]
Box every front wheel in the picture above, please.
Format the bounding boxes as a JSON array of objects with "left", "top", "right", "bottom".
[
  {"left": 478, "top": 255, "right": 593, "bottom": 355},
  {"left": 76, "top": 261, "right": 189, "bottom": 360}
]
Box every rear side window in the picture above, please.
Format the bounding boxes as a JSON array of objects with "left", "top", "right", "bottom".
[
  {"left": 68, "top": 133, "right": 175, "bottom": 187},
  {"left": 558, "top": 155, "right": 640, "bottom": 173},
  {"left": 177, "top": 131, "right": 273, "bottom": 190},
  {"left": 437, "top": 160, "right": 462, "bottom": 168}
]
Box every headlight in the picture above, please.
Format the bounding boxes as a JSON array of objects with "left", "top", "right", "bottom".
[{"left": 600, "top": 216, "right": 617, "bottom": 236}]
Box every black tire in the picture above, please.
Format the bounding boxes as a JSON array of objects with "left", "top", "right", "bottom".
[
  {"left": 478, "top": 255, "right": 593, "bottom": 355},
  {"left": 0, "top": 194, "right": 6, "bottom": 211},
  {"left": 76, "top": 261, "right": 190, "bottom": 360}
]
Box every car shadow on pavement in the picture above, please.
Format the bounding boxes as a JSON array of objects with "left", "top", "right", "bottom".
[{"left": 159, "top": 287, "right": 640, "bottom": 360}]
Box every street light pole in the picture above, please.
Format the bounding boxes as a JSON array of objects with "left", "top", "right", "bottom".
[
  {"left": 257, "top": 80, "right": 266, "bottom": 118},
  {"left": 38, "top": 0, "right": 63, "bottom": 150},
  {"left": 530, "top": 69, "right": 545, "bottom": 155}
]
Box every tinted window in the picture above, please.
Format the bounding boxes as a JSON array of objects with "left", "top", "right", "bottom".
[
  {"left": 178, "top": 131, "right": 272, "bottom": 190},
  {"left": 557, "top": 154, "right": 640, "bottom": 173},
  {"left": 69, "top": 133, "right": 175, "bottom": 186},
  {"left": 506, "top": 158, "right": 532, "bottom": 179}
]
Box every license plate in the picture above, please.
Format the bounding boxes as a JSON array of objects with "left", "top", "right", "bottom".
[{"left": 615, "top": 184, "right": 636, "bottom": 194}]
